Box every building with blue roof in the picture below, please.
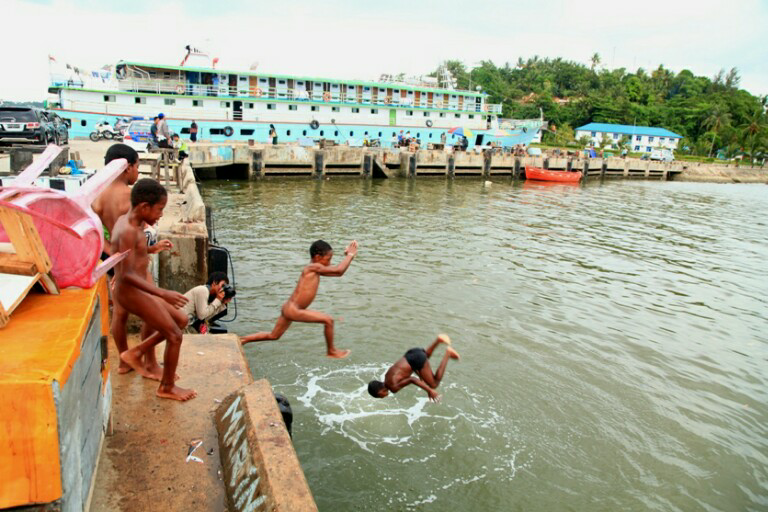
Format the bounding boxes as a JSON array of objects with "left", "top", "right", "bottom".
[{"left": 575, "top": 123, "right": 682, "bottom": 153}]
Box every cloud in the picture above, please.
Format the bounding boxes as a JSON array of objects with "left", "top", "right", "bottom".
[{"left": 3, "top": 0, "right": 766, "bottom": 101}]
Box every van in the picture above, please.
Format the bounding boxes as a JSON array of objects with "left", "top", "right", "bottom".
[
  {"left": 527, "top": 147, "right": 542, "bottom": 156},
  {"left": 650, "top": 148, "right": 674, "bottom": 162}
]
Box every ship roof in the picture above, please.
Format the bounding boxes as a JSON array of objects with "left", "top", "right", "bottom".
[
  {"left": 576, "top": 122, "right": 682, "bottom": 138},
  {"left": 118, "top": 61, "right": 485, "bottom": 97}
]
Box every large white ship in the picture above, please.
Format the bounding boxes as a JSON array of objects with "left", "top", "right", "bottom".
[{"left": 47, "top": 55, "right": 542, "bottom": 148}]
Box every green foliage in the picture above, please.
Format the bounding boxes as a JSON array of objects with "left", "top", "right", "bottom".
[{"left": 431, "top": 58, "right": 768, "bottom": 157}]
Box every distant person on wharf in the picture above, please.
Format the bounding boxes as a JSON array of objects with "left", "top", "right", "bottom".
[
  {"left": 150, "top": 116, "right": 159, "bottom": 147},
  {"left": 269, "top": 124, "right": 278, "bottom": 145},
  {"left": 240, "top": 239, "right": 358, "bottom": 358},
  {"left": 157, "top": 113, "right": 171, "bottom": 148},
  {"left": 189, "top": 120, "right": 198, "bottom": 142},
  {"left": 368, "top": 334, "right": 459, "bottom": 402}
]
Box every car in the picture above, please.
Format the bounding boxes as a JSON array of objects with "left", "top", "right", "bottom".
[
  {"left": 122, "top": 119, "right": 154, "bottom": 153},
  {"left": 0, "top": 107, "right": 69, "bottom": 147},
  {"left": 650, "top": 148, "right": 675, "bottom": 162}
]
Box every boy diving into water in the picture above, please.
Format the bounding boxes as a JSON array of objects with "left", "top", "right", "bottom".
[
  {"left": 112, "top": 179, "right": 195, "bottom": 401},
  {"left": 241, "top": 239, "right": 357, "bottom": 358},
  {"left": 368, "top": 335, "right": 460, "bottom": 402}
]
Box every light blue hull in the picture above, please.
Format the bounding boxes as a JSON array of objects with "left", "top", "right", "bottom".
[{"left": 51, "top": 109, "right": 539, "bottom": 149}]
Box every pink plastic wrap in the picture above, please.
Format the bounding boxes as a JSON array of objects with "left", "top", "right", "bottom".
[{"left": 0, "top": 148, "right": 129, "bottom": 288}]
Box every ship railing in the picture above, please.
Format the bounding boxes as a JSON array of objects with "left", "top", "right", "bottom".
[{"left": 114, "top": 81, "right": 502, "bottom": 114}]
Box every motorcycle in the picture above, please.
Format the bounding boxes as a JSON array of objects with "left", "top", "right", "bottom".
[{"left": 89, "top": 121, "right": 120, "bottom": 142}]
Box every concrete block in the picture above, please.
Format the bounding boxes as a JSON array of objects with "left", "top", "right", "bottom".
[
  {"left": 215, "top": 380, "right": 317, "bottom": 512},
  {"left": 158, "top": 234, "right": 208, "bottom": 293}
]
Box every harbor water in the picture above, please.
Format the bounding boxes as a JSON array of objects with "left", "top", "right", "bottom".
[{"left": 201, "top": 178, "right": 768, "bottom": 511}]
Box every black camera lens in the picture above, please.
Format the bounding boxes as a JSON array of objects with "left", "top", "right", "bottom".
[{"left": 222, "top": 284, "right": 236, "bottom": 299}]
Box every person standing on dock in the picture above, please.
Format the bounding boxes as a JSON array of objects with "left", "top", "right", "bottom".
[
  {"left": 190, "top": 120, "right": 198, "bottom": 142},
  {"left": 269, "top": 124, "right": 278, "bottom": 145},
  {"left": 240, "top": 239, "right": 357, "bottom": 358},
  {"left": 157, "top": 113, "right": 171, "bottom": 149}
]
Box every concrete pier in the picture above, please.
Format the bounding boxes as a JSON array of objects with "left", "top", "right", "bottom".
[{"left": 183, "top": 142, "right": 766, "bottom": 183}]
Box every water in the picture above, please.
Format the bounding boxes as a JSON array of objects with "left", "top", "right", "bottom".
[{"left": 200, "top": 178, "right": 768, "bottom": 511}]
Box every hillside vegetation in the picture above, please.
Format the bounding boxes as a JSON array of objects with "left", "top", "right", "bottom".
[{"left": 436, "top": 57, "right": 766, "bottom": 162}]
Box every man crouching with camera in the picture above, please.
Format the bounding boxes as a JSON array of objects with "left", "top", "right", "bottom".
[{"left": 182, "top": 271, "right": 236, "bottom": 334}]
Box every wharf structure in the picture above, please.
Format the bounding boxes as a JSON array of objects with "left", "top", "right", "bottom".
[{"left": 47, "top": 58, "right": 542, "bottom": 148}]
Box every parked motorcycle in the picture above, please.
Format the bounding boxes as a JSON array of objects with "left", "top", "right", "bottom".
[{"left": 89, "top": 121, "right": 120, "bottom": 141}]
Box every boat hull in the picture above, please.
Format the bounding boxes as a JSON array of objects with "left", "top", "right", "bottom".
[{"left": 524, "top": 166, "right": 582, "bottom": 182}]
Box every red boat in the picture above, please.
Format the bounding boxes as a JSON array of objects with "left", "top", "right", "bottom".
[{"left": 524, "top": 166, "right": 582, "bottom": 183}]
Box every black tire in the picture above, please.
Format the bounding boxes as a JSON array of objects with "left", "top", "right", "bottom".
[
  {"left": 104, "top": 131, "right": 114, "bottom": 140},
  {"left": 426, "top": 119, "right": 433, "bottom": 127},
  {"left": 309, "top": 120, "right": 320, "bottom": 130},
  {"left": 223, "top": 126, "right": 234, "bottom": 137},
  {"left": 89, "top": 132, "right": 100, "bottom": 142}
]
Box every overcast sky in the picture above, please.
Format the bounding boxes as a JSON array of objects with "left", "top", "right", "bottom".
[{"left": 3, "top": 0, "right": 767, "bottom": 101}]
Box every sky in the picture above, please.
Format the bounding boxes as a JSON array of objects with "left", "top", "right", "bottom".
[{"left": 3, "top": 0, "right": 767, "bottom": 101}]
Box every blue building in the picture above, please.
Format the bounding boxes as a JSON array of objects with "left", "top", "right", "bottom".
[{"left": 575, "top": 123, "right": 682, "bottom": 153}]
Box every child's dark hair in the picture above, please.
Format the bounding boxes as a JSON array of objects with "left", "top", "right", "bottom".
[
  {"left": 130, "top": 178, "right": 167, "bottom": 207},
  {"left": 207, "top": 271, "right": 229, "bottom": 286},
  {"left": 310, "top": 240, "right": 332, "bottom": 258},
  {"left": 367, "top": 380, "right": 386, "bottom": 398},
  {"left": 104, "top": 143, "right": 139, "bottom": 166}
]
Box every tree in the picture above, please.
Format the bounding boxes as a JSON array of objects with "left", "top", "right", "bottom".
[
  {"left": 590, "top": 53, "right": 601, "bottom": 71},
  {"left": 702, "top": 107, "right": 732, "bottom": 157},
  {"left": 577, "top": 135, "right": 591, "bottom": 148},
  {"left": 598, "top": 134, "right": 612, "bottom": 150}
]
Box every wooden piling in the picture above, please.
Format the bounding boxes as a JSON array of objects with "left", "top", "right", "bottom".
[
  {"left": 362, "top": 154, "right": 372, "bottom": 178},
  {"left": 313, "top": 150, "right": 325, "bottom": 178},
  {"left": 447, "top": 155, "right": 455, "bottom": 178},
  {"left": 482, "top": 150, "right": 492, "bottom": 178},
  {"left": 249, "top": 149, "right": 263, "bottom": 180}
]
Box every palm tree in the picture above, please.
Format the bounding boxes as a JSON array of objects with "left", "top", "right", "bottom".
[
  {"left": 740, "top": 108, "right": 767, "bottom": 165},
  {"left": 702, "top": 107, "right": 732, "bottom": 157},
  {"left": 590, "top": 53, "right": 601, "bottom": 71}
]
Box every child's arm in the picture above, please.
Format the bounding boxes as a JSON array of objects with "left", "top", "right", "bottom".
[
  {"left": 390, "top": 376, "right": 439, "bottom": 402},
  {"left": 314, "top": 240, "right": 358, "bottom": 277},
  {"left": 147, "top": 239, "right": 173, "bottom": 254}
]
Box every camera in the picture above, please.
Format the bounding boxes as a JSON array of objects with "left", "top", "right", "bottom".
[{"left": 222, "top": 284, "right": 236, "bottom": 300}]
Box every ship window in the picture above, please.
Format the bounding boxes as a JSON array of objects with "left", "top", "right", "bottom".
[
  {"left": 81, "top": 120, "right": 87, "bottom": 127},
  {"left": 247, "top": 103, "right": 254, "bottom": 109},
  {"left": 193, "top": 100, "right": 202, "bottom": 107},
  {"left": 289, "top": 104, "right": 297, "bottom": 111},
  {"left": 364, "top": 131, "right": 368, "bottom": 135},
  {"left": 240, "top": 129, "right": 255, "bottom": 135},
  {"left": 303, "top": 130, "right": 307, "bottom": 136},
  {"left": 468, "top": 114, "right": 474, "bottom": 119},
  {"left": 286, "top": 130, "right": 291, "bottom": 136},
  {"left": 350, "top": 131, "right": 354, "bottom": 136},
  {"left": 311, "top": 106, "right": 319, "bottom": 112},
  {"left": 332, "top": 106, "right": 340, "bottom": 112},
  {"left": 278, "top": 80, "right": 286, "bottom": 85},
  {"left": 164, "top": 98, "right": 176, "bottom": 106},
  {"left": 429, "top": 133, "right": 432, "bottom": 138},
  {"left": 406, "top": 110, "right": 413, "bottom": 116},
  {"left": 423, "top": 112, "right": 430, "bottom": 117},
  {"left": 267, "top": 103, "right": 276, "bottom": 110},
  {"left": 370, "top": 109, "right": 378, "bottom": 114},
  {"left": 392, "top": 132, "right": 396, "bottom": 136},
  {"left": 104, "top": 95, "right": 115, "bottom": 102},
  {"left": 334, "top": 130, "right": 339, "bottom": 136},
  {"left": 320, "top": 130, "right": 324, "bottom": 136},
  {"left": 135, "top": 97, "right": 145, "bottom": 104},
  {"left": 221, "top": 101, "right": 231, "bottom": 108},
  {"left": 164, "top": 72, "right": 171, "bottom": 79},
  {"left": 454, "top": 113, "right": 461, "bottom": 118},
  {"left": 417, "top": 133, "right": 420, "bottom": 138},
  {"left": 378, "top": 132, "right": 382, "bottom": 137},
  {"left": 439, "top": 113, "right": 445, "bottom": 117},
  {"left": 180, "top": 128, "right": 190, "bottom": 134},
  {"left": 352, "top": 107, "right": 360, "bottom": 113},
  {"left": 210, "top": 128, "right": 224, "bottom": 135}
]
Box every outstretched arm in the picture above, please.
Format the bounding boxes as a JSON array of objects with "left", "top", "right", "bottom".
[
  {"left": 314, "top": 240, "right": 358, "bottom": 277},
  {"left": 391, "top": 376, "right": 439, "bottom": 402}
]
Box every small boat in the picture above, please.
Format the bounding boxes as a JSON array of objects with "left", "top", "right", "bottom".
[{"left": 524, "top": 166, "right": 582, "bottom": 183}]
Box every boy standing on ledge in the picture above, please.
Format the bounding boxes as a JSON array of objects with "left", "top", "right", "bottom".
[
  {"left": 241, "top": 239, "right": 357, "bottom": 359},
  {"left": 368, "top": 335, "right": 460, "bottom": 402},
  {"left": 112, "top": 179, "right": 195, "bottom": 401}
]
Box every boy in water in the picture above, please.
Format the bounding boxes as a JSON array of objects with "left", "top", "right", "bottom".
[
  {"left": 241, "top": 239, "right": 357, "bottom": 358},
  {"left": 367, "top": 335, "right": 460, "bottom": 402},
  {"left": 112, "top": 179, "right": 195, "bottom": 401}
]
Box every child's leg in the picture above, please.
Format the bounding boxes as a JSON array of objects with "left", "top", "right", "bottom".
[
  {"left": 283, "top": 305, "right": 349, "bottom": 358},
  {"left": 424, "top": 334, "right": 452, "bottom": 358},
  {"left": 111, "top": 300, "right": 132, "bottom": 373},
  {"left": 241, "top": 314, "right": 292, "bottom": 344},
  {"left": 117, "top": 289, "right": 195, "bottom": 401},
  {"left": 418, "top": 347, "right": 460, "bottom": 388}
]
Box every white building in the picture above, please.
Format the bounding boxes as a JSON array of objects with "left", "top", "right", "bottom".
[{"left": 575, "top": 123, "right": 682, "bottom": 153}]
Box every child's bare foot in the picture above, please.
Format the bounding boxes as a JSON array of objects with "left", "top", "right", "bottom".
[
  {"left": 437, "top": 334, "right": 452, "bottom": 345},
  {"left": 446, "top": 347, "right": 461, "bottom": 360},
  {"left": 327, "top": 349, "right": 351, "bottom": 359},
  {"left": 142, "top": 362, "right": 179, "bottom": 381},
  {"left": 156, "top": 384, "right": 197, "bottom": 401},
  {"left": 120, "top": 350, "right": 159, "bottom": 379},
  {"left": 117, "top": 360, "right": 134, "bottom": 374}
]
